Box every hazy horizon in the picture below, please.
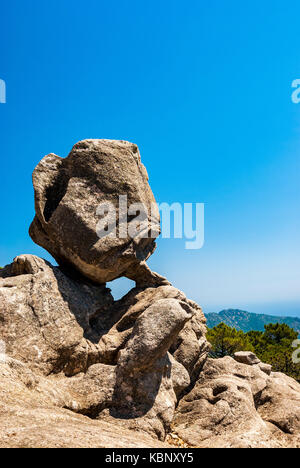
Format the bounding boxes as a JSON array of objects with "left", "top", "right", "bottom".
[
  {"left": 107, "top": 276, "right": 300, "bottom": 318},
  {"left": 203, "top": 301, "right": 300, "bottom": 318}
]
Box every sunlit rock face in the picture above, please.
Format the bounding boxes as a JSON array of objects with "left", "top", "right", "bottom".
[
  {"left": 0, "top": 254, "right": 208, "bottom": 441},
  {"left": 0, "top": 139, "right": 298, "bottom": 448},
  {"left": 29, "top": 139, "right": 162, "bottom": 286}
]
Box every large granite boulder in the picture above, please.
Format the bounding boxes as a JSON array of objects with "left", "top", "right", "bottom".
[{"left": 29, "top": 139, "right": 163, "bottom": 286}]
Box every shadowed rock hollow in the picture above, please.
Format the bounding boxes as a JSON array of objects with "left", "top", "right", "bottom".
[{"left": 0, "top": 139, "right": 299, "bottom": 448}]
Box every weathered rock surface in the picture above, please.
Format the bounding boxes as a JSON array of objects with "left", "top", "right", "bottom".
[
  {"left": 96, "top": 284, "right": 208, "bottom": 381},
  {"left": 29, "top": 139, "right": 163, "bottom": 286},
  {"left": 0, "top": 358, "right": 169, "bottom": 448},
  {"left": 3, "top": 253, "right": 298, "bottom": 448},
  {"left": 257, "top": 371, "right": 300, "bottom": 435},
  {"left": 0, "top": 254, "right": 209, "bottom": 444},
  {"left": 234, "top": 350, "right": 272, "bottom": 375},
  {"left": 173, "top": 356, "right": 300, "bottom": 448},
  {"left": 99, "top": 299, "right": 194, "bottom": 439},
  {"left": 1, "top": 139, "right": 300, "bottom": 448},
  {"left": 0, "top": 254, "right": 114, "bottom": 376},
  {"left": 234, "top": 350, "right": 261, "bottom": 365}
]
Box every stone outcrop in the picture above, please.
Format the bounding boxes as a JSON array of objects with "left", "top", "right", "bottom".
[
  {"left": 0, "top": 139, "right": 299, "bottom": 448},
  {"left": 0, "top": 254, "right": 114, "bottom": 376},
  {"left": 257, "top": 371, "right": 300, "bottom": 435},
  {"left": 0, "top": 357, "right": 169, "bottom": 449},
  {"left": 29, "top": 139, "right": 164, "bottom": 286},
  {"left": 233, "top": 350, "right": 261, "bottom": 365},
  {"left": 0, "top": 253, "right": 208, "bottom": 443},
  {"left": 98, "top": 299, "right": 194, "bottom": 439},
  {"left": 173, "top": 356, "right": 300, "bottom": 448},
  {"left": 234, "top": 350, "right": 272, "bottom": 375}
]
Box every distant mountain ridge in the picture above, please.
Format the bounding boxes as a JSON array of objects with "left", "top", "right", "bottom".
[{"left": 205, "top": 309, "right": 300, "bottom": 333}]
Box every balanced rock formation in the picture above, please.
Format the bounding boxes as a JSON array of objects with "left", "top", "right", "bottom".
[
  {"left": 0, "top": 139, "right": 299, "bottom": 448},
  {"left": 29, "top": 139, "right": 164, "bottom": 286}
]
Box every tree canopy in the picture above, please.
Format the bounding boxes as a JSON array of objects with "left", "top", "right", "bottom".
[{"left": 207, "top": 322, "right": 300, "bottom": 381}]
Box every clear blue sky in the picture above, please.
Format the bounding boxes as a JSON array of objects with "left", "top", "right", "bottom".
[{"left": 1, "top": 1, "right": 300, "bottom": 316}]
